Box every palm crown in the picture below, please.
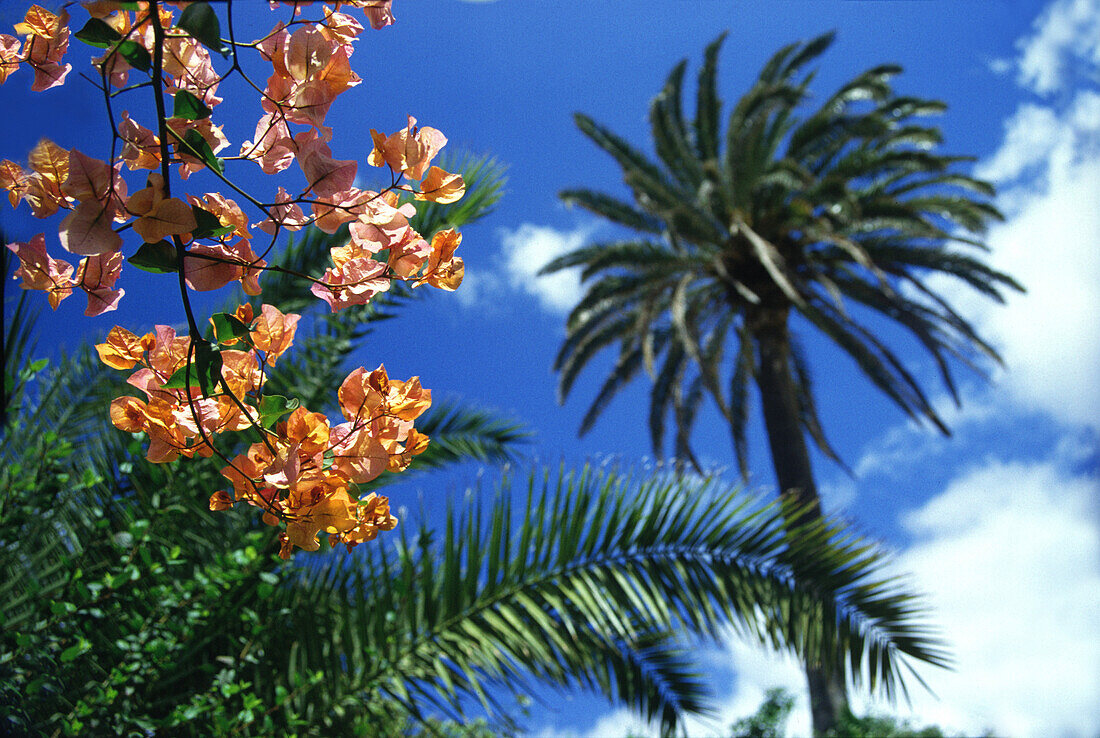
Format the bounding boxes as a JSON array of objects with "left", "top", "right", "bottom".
[{"left": 544, "top": 31, "right": 1023, "bottom": 475}]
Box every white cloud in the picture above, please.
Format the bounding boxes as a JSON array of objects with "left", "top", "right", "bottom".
[
  {"left": 498, "top": 223, "right": 591, "bottom": 314},
  {"left": 1016, "top": 0, "right": 1100, "bottom": 95},
  {"left": 853, "top": 387, "right": 998, "bottom": 479},
  {"left": 967, "top": 89, "right": 1100, "bottom": 428},
  {"left": 967, "top": 6, "right": 1100, "bottom": 431},
  {"left": 818, "top": 476, "right": 858, "bottom": 514},
  {"left": 885, "top": 458, "right": 1100, "bottom": 737},
  {"left": 974, "top": 103, "right": 1062, "bottom": 184},
  {"left": 529, "top": 708, "right": 650, "bottom": 738},
  {"left": 452, "top": 269, "right": 502, "bottom": 309}
]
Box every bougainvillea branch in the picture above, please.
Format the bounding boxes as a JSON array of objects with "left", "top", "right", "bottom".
[{"left": 2, "top": 1, "right": 466, "bottom": 558}]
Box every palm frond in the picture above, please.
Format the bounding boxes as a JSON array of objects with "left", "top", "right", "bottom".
[
  {"left": 559, "top": 189, "right": 664, "bottom": 234},
  {"left": 252, "top": 465, "right": 948, "bottom": 732},
  {"left": 694, "top": 32, "right": 729, "bottom": 162},
  {"left": 408, "top": 399, "right": 531, "bottom": 471}
]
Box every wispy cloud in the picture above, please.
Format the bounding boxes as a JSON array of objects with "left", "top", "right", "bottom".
[
  {"left": 497, "top": 223, "right": 592, "bottom": 314},
  {"left": 1015, "top": 0, "right": 1100, "bottom": 95}
]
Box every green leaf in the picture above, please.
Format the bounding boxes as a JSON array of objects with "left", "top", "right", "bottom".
[
  {"left": 256, "top": 394, "right": 299, "bottom": 428},
  {"left": 210, "top": 312, "right": 251, "bottom": 346},
  {"left": 60, "top": 638, "right": 91, "bottom": 663},
  {"left": 74, "top": 18, "right": 122, "bottom": 48},
  {"left": 129, "top": 241, "right": 179, "bottom": 274},
  {"left": 49, "top": 601, "right": 76, "bottom": 616},
  {"left": 172, "top": 90, "right": 212, "bottom": 121},
  {"left": 178, "top": 2, "right": 228, "bottom": 56},
  {"left": 116, "top": 40, "right": 151, "bottom": 74},
  {"left": 181, "top": 129, "right": 224, "bottom": 175},
  {"left": 161, "top": 342, "right": 222, "bottom": 397},
  {"left": 191, "top": 205, "right": 234, "bottom": 240},
  {"left": 17, "top": 357, "right": 48, "bottom": 383}
]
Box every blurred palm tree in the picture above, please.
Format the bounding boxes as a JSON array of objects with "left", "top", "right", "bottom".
[{"left": 543, "top": 32, "right": 1020, "bottom": 732}]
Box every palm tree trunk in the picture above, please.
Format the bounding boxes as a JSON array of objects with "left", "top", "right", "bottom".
[{"left": 752, "top": 315, "right": 849, "bottom": 734}]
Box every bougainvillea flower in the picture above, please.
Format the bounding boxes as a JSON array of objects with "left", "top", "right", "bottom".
[
  {"left": 295, "top": 129, "right": 356, "bottom": 197},
  {"left": 163, "top": 34, "right": 222, "bottom": 109},
  {"left": 146, "top": 324, "right": 191, "bottom": 378},
  {"left": 0, "top": 34, "right": 22, "bottom": 85},
  {"left": 63, "top": 149, "right": 127, "bottom": 218},
  {"left": 183, "top": 239, "right": 264, "bottom": 293},
  {"left": 368, "top": 115, "right": 447, "bottom": 181},
  {"left": 0, "top": 160, "right": 29, "bottom": 207},
  {"left": 417, "top": 228, "right": 464, "bottom": 291},
  {"left": 109, "top": 395, "right": 148, "bottom": 433},
  {"left": 256, "top": 20, "right": 289, "bottom": 74},
  {"left": 75, "top": 251, "right": 124, "bottom": 316},
  {"left": 119, "top": 112, "right": 162, "bottom": 170},
  {"left": 283, "top": 485, "right": 358, "bottom": 554},
  {"left": 6, "top": 233, "right": 74, "bottom": 309},
  {"left": 334, "top": 492, "right": 398, "bottom": 552},
  {"left": 343, "top": 190, "right": 417, "bottom": 254},
  {"left": 218, "top": 349, "right": 263, "bottom": 398},
  {"left": 416, "top": 165, "right": 465, "bottom": 204},
  {"left": 59, "top": 200, "right": 122, "bottom": 255},
  {"left": 249, "top": 303, "right": 300, "bottom": 361},
  {"left": 361, "top": 0, "right": 395, "bottom": 30},
  {"left": 208, "top": 490, "right": 234, "bottom": 511},
  {"left": 127, "top": 174, "right": 198, "bottom": 243},
  {"left": 385, "top": 228, "right": 430, "bottom": 278},
  {"left": 241, "top": 112, "right": 295, "bottom": 174},
  {"left": 329, "top": 424, "right": 388, "bottom": 484},
  {"left": 17, "top": 6, "right": 73, "bottom": 92},
  {"left": 387, "top": 428, "right": 430, "bottom": 472},
  {"left": 285, "top": 406, "right": 331, "bottom": 455},
  {"left": 382, "top": 374, "right": 432, "bottom": 422},
  {"left": 188, "top": 192, "right": 252, "bottom": 241},
  {"left": 258, "top": 187, "right": 309, "bottom": 235},
  {"left": 16, "top": 138, "right": 70, "bottom": 218},
  {"left": 309, "top": 187, "right": 377, "bottom": 234},
  {"left": 322, "top": 8, "right": 364, "bottom": 45},
  {"left": 285, "top": 24, "right": 335, "bottom": 82},
  {"left": 95, "top": 326, "right": 148, "bottom": 370},
  {"left": 310, "top": 255, "right": 390, "bottom": 311},
  {"left": 337, "top": 365, "right": 384, "bottom": 423}
]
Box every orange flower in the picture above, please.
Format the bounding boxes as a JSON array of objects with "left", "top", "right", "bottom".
[{"left": 127, "top": 173, "right": 197, "bottom": 243}]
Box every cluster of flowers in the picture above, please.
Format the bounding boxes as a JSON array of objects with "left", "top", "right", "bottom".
[
  {"left": 1, "top": 1, "right": 462, "bottom": 557},
  {"left": 97, "top": 303, "right": 427, "bottom": 558}
]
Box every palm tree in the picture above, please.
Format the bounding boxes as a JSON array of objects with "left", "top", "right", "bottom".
[{"left": 542, "top": 31, "right": 1022, "bottom": 732}]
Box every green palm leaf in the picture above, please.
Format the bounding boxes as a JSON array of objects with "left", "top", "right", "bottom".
[{"left": 247, "top": 465, "right": 947, "bottom": 733}]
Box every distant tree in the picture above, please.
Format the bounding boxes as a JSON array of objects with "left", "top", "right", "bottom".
[
  {"left": 730, "top": 688, "right": 796, "bottom": 738},
  {"left": 544, "top": 31, "right": 1021, "bottom": 732},
  {"left": 729, "top": 688, "right": 978, "bottom": 738}
]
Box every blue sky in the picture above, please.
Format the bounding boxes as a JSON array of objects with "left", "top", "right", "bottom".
[{"left": 2, "top": 1, "right": 1098, "bottom": 735}]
